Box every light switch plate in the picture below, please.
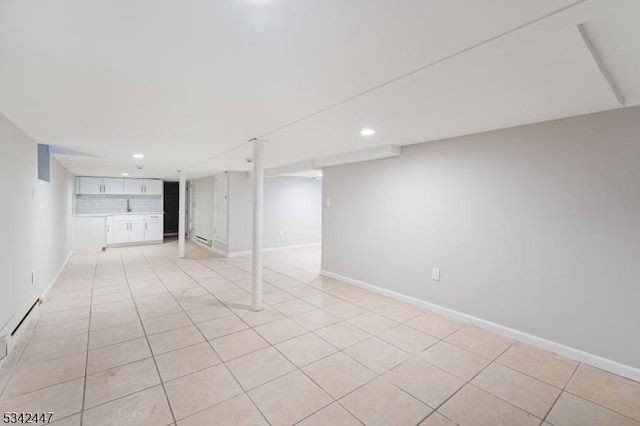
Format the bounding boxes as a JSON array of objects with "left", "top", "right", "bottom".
[{"left": 432, "top": 268, "right": 440, "bottom": 281}]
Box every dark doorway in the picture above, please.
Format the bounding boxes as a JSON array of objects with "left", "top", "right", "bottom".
[{"left": 164, "top": 181, "right": 179, "bottom": 236}]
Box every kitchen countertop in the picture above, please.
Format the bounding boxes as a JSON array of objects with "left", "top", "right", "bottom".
[{"left": 73, "top": 212, "right": 164, "bottom": 217}]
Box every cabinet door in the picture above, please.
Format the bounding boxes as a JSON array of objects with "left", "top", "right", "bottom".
[
  {"left": 78, "top": 177, "right": 103, "bottom": 194},
  {"left": 145, "top": 218, "right": 163, "bottom": 241},
  {"left": 113, "top": 220, "right": 130, "bottom": 243},
  {"left": 123, "top": 178, "right": 144, "bottom": 194},
  {"left": 102, "top": 178, "right": 124, "bottom": 195},
  {"left": 129, "top": 221, "right": 145, "bottom": 242},
  {"left": 105, "top": 217, "right": 114, "bottom": 244},
  {"left": 143, "top": 179, "right": 163, "bottom": 195}
]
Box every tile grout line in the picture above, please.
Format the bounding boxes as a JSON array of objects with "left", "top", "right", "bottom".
[
  {"left": 79, "top": 251, "right": 99, "bottom": 426},
  {"left": 118, "top": 247, "right": 179, "bottom": 425},
  {"left": 138, "top": 244, "right": 273, "bottom": 426}
]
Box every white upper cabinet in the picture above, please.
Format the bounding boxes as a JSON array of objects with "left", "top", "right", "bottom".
[
  {"left": 123, "top": 178, "right": 144, "bottom": 194},
  {"left": 123, "top": 178, "right": 163, "bottom": 195},
  {"left": 102, "top": 177, "right": 124, "bottom": 194},
  {"left": 76, "top": 177, "right": 103, "bottom": 194},
  {"left": 144, "top": 179, "right": 163, "bottom": 195},
  {"left": 77, "top": 177, "right": 163, "bottom": 195}
]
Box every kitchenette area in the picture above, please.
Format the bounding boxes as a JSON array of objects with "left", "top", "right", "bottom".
[{"left": 72, "top": 176, "right": 165, "bottom": 253}]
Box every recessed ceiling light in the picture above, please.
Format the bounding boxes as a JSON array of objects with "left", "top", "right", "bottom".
[
  {"left": 360, "top": 128, "right": 375, "bottom": 136},
  {"left": 132, "top": 153, "right": 144, "bottom": 159},
  {"left": 121, "top": 172, "right": 129, "bottom": 176}
]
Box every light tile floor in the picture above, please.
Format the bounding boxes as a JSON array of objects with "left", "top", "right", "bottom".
[{"left": 0, "top": 241, "right": 639, "bottom": 425}]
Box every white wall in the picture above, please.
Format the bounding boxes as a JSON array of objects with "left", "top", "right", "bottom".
[
  {"left": 191, "top": 176, "right": 215, "bottom": 242},
  {"left": 0, "top": 113, "right": 74, "bottom": 331},
  {"left": 228, "top": 173, "right": 322, "bottom": 253},
  {"left": 322, "top": 106, "right": 640, "bottom": 370}
]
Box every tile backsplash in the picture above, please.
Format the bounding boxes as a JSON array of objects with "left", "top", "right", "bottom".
[{"left": 75, "top": 195, "right": 162, "bottom": 214}]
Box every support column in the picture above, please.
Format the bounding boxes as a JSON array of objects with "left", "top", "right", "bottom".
[
  {"left": 252, "top": 139, "right": 265, "bottom": 311},
  {"left": 178, "top": 170, "right": 186, "bottom": 258}
]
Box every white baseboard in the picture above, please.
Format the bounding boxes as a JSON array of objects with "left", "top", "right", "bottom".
[
  {"left": 191, "top": 238, "right": 321, "bottom": 258},
  {"left": 42, "top": 251, "right": 72, "bottom": 299},
  {"left": 320, "top": 269, "right": 640, "bottom": 382}
]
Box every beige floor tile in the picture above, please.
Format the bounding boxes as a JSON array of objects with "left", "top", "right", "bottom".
[
  {"left": 272, "top": 299, "right": 317, "bottom": 316},
  {"left": 419, "top": 341, "right": 491, "bottom": 381},
  {"left": 471, "top": 363, "right": 560, "bottom": 418},
  {"left": 419, "top": 412, "right": 457, "bottom": 425},
  {"left": 345, "top": 337, "right": 409, "bottom": 374},
  {"left": 137, "top": 301, "right": 183, "bottom": 320},
  {"left": 350, "top": 294, "right": 395, "bottom": 310},
  {"left": 405, "top": 312, "right": 463, "bottom": 339},
  {"left": 90, "top": 309, "right": 140, "bottom": 331},
  {"left": 89, "top": 321, "right": 145, "bottom": 349},
  {"left": 445, "top": 325, "right": 511, "bottom": 359},
  {"left": 187, "top": 305, "right": 233, "bottom": 323},
  {"left": 84, "top": 358, "right": 160, "bottom": 408},
  {"left": 170, "top": 286, "right": 208, "bottom": 300},
  {"left": 275, "top": 333, "right": 338, "bottom": 367},
  {"left": 254, "top": 318, "right": 308, "bottom": 344},
  {"left": 164, "top": 364, "right": 243, "bottom": 420},
  {"left": 40, "top": 298, "right": 91, "bottom": 314},
  {"left": 328, "top": 285, "right": 369, "bottom": 301},
  {"left": 379, "top": 324, "right": 438, "bottom": 353},
  {"left": 178, "top": 394, "right": 267, "bottom": 426},
  {"left": 91, "top": 292, "right": 132, "bottom": 306},
  {"left": 439, "top": 385, "right": 540, "bottom": 426},
  {"left": 210, "top": 329, "right": 269, "bottom": 361},
  {"left": 154, "top": 340, "right": 222, "bottom": 385},
  {"left": 87, "top": 337, "right": 151, "bottom": 374},
  {"left": 292, "top": 309, "right": 340, "bottom": 331},
  {"left": 148, "top": 324, "right": 204, "bottom": 355},
  {"left": 375, "top": 302, "right": 425, "bottom": 322},
  {"left": 29, "top": 318, "right": 89, "bottom": 343},
  {"left": 91, "top": 299, "right": 137, "bottom": 317},
  {"left": 178, "top": 295, "right": 220, "bottom": 311},
  {"left": 298, "top": 403, "right": 361, "bottom": 426},
  {"left": 83, "top": 385, "right": 173, "bottom": 426},
  {"left": 262, "top": 290, "right": 297, "bottom": 305},
  {"left": 302, "top": 292, "right": 342, "bottom": 308},
  {"left": 566, "top": 364, "right": 640, "bottom": 421},
  {"left": 0, "top": 378, "right": 84, "bottom": 422},
  {"left": 2, "top": 353, "right": 86, "bottom": 398},
  {"left": 249, "top": 370, "right": 332, "bottom": 426},
  {"left": 340, "top": 378, "right": 432, "bottom": 426},
  {"left": 386, "top": 357, "right": 464, "bottom": 407},
  {"left": 214, "top": 288, "right": 250, "bottom": 302},
  {"left": 497, "top": 343, "right": 577, "bottom": 388},
  {"left": 322, "top": 301, "right": 368, "bottom": 320},
  {"left": 232, "top": 306, "right": 284, "bottom": 327},
  {"left": 547, "top": 392, "right": 639, "bottom": 426},
  {"left": 135, "top": 292, "right": 175, "bottom": 308},
  {"left": 198, "top": 315, "right": 248, "bottom": 340},
  {"left": 37, "top": 307, "right": 91, "bottom": 327},
  {"left": 347, "top": 311, "right": 399, "bottom": 335},
  {"left": 303, "top": 352, "right": 375, "bottom": 398},
  {"left": 226, "top": 347, "right": 296, "bottom": 390},
  {"left": 142, "top": 311, "right": 193, "bottom": 335},
  {"left": 20, "top": 334, "right": 87, "bottom": 366},
  {"left": 314, "top": 322, "right": 369, "bottom": 349}
]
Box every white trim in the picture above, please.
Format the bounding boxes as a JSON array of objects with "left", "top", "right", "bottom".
[{"left": 320, "top": 269, "right": 640, "bottom": 382}]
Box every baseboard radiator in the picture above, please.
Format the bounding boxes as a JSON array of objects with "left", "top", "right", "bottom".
[{"left": 196, "top": 235, "right": 212, "bottom": 247}]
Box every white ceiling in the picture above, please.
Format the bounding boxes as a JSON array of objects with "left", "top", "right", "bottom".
[{"left": 0, "top": 0, "right": 638, "bottom": 180}]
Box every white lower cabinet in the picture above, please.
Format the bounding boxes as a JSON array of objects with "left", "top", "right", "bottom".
[
  {"left": 111, "top": 214, "right": 162, "bottom": 245},
  {"left": 105, "top": 216, "right": 114, "bottom": 244},
  {"left": 144, "top": 214, "right": 163, "bottom": 241}
]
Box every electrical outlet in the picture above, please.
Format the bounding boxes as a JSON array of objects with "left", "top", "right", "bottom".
[
  {"left": 326, "top": 197, "right": 331, "bottom": 207},
  {"left": 31, "top": 269, "right": 36, "bottom": 285},
  {"left": 432, "top": 267, "right": 440, "bottom": 281},
  {"left": 279, "top": 230, "right": 285, "bottom": 237}
]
